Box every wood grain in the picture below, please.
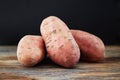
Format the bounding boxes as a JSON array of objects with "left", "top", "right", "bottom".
[{"left": 0, "top": 46, "right": 120, "bottom": 80}]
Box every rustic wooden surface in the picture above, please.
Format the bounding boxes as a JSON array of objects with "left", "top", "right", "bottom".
[{"left": 0, "top": 46, "right": 120, "bottom": 80}]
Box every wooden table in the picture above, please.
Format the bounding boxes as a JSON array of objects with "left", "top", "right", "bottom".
[{"left": 0, "top": 46, "right": 120, "bottom": 80}]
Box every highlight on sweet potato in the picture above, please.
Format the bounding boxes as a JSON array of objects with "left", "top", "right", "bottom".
[
  {"left": 17, "top": 35, "right": 45, "bottom": 67},
  {"left": 40, "top": 16, "right": 80, "bottom": 67},
  {"left": 71, "top": 30, "right": 105, "bottom": 62}
]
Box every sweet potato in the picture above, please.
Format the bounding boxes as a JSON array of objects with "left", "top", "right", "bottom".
[
  {"left": 71, "top": 30, "right": 105, "bottom": 62},
  {"left": 40, "top": 16, "right": 80, "bottom": 67},
  {"left": 17, "top": 35, "right": 45, "bottom": 67}
]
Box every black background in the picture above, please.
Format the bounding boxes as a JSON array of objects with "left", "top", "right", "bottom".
[{"left": 0, "top": 0, "right": 120, "bottom": 45}]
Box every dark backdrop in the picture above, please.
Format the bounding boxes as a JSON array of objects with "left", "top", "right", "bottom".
[{"left": 0, "top": 0, "right": 120, "bottom": 45}]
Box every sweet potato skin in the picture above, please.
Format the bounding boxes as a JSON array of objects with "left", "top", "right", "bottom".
[
  {"left": 40, "top": 16, "right": 80, "bottom": 67},
  {"left": 17, "top": 35, "right": 45, "bottom": 67},
  {"left": 71, "top": 30, "right": 105, "bottom": 62}
]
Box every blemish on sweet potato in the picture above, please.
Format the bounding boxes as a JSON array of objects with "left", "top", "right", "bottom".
[
  {"left": 52, "top": 30, "right": 56, "bottom": 34},
  {"left": 59, "top": 45, "right": 64, "bottom": 49},
  {"left": 58, "top": 29, "right": 61, "bottom": 32},
  {"left": 51, "top": 45, "right": 54, "bottom": 48},
  {"left": 46, "top": 45, "right": 49, "bottom": 48},
  {"left": 46, "top": 39, "right": 52, "bottom": 44}
]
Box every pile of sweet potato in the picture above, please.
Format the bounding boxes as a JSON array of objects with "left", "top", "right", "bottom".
[{"left": 17, "top": 16, "right": 105, "bottom": 68}]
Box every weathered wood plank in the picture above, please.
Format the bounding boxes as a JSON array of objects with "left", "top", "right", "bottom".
[{"left": 0, "top": 46, "right": 120, "bottom": 80}]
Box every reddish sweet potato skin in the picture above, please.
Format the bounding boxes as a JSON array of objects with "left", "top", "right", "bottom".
[
  {"left": 40, "top": 16, "right": 80, "bottom": 67},
  {"left": 17, "top": 35, "right": 45, "bottom": 67},
  {"left": 71, "top": 30, "right": 105, "bottom": 62}
]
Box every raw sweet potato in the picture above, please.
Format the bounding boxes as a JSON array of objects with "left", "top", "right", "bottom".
[
  {"left": 40, "top": 16, "right": 80, "bottom": 67},
  {"left": 17, "top": 35, "right": 45, "bottom": 67},
  {"left": 71, "top": 30, "right": 105, "bottom": 62}
]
